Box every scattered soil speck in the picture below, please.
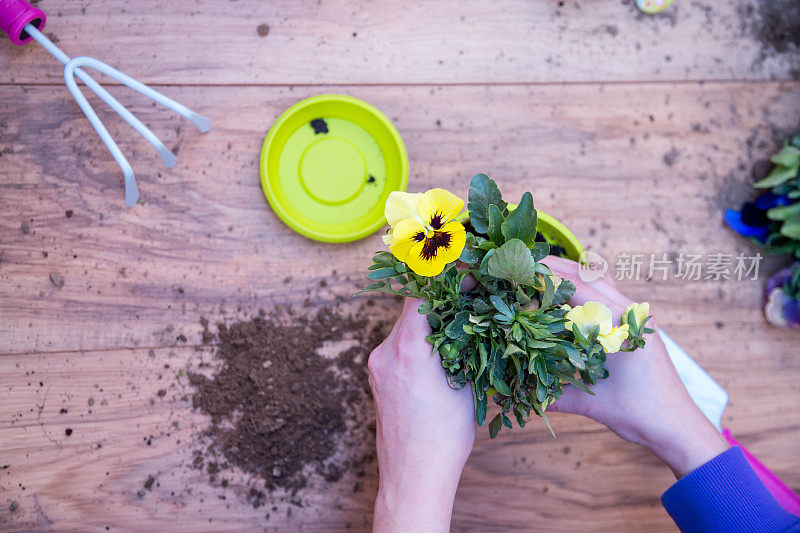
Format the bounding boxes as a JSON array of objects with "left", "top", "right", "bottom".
[
  {"left": 310, "top": 118, "right": 329, "bottom": 134},
  {"left": 663, "top": 147, "right": 680, "bottom": 167},
  {"left": 65, "top": 210, "right": 73, "bottom": 218},
  {"left": 144, "top": 475, "right": 155, "bottom": 490},
  {"left": 65, "top": 428, "right": 73, "bottom": 436},
  {"left": 257, "top": 23, "right": 270, "bottom": 37},
  {"left": 49, "top": 272, "right": 65, "bottom": 288},
  {"left": 601, "top": 24, "right": 618, "bottom": 37}
]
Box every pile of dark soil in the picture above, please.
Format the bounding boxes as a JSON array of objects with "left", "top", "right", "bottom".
[
  {"left": 751, "top": 0, "right": 800, "bottom": 54},
  {"left": 187, "top": 303, "right": 391, "bottom": 505}
]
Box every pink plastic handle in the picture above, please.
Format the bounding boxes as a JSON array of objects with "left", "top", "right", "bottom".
[
  {"left": 723, "top": 429, "right": 800, "bottom": 516},
  {"left": 0, "top": 0, "right": 45, "bottom": 46}
]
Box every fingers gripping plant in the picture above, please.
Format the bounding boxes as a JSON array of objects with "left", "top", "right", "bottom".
[{"left": 360, "top": 174, "right": 652, "bottom": 437}]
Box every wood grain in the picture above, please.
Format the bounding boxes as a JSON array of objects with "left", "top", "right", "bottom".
[
  {"left": 1, "top": 1, "right": 799, "bottom": 528},
  {"left": 1, "top": 80, "right": 799, "bottom": 530},
  {"left": 1, "top": 347, "right": 797, "bottom": 531},
  {"left": 0, "top": 0, "right": 797, "bottom": 86},
  {"left": 2, "top": 82, "right": 799, "bottom": 354}
]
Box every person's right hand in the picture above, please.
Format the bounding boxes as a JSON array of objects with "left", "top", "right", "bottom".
[{"left": 542, "top": 255, "right": 729, "bottom": 478}]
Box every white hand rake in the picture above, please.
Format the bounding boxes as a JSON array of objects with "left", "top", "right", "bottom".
[{"left": 1, "top": 1, "right": 211, "bottom": 207}]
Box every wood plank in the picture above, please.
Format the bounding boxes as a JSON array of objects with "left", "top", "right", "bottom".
[
  {"left": 1, "top": 347, "right": 798, "bottom": 531},
  {"left": 2, "top": 81, "right": 800, "bottom": 530},
  {"left": 2, "top": 82, "right": 799, "bottom": 354},
  {"left": 0, "top": 0, "right": 797, "bottom": 85}
]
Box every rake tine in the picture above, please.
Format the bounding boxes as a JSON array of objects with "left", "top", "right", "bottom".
[{"left": 64, "top": 58, "right": 139, "bottom": 207}]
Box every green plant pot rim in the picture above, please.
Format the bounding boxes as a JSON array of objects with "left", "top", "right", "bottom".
[{"left": 458, "top": 206, "right": 585, "bottom": 263}]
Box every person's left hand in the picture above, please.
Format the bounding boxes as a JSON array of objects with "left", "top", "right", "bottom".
[{"left": 369, "top": 297, "right": 475, "bottom": 533}]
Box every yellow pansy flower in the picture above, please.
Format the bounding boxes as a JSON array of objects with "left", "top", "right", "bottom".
[
  {"left": 621, "top": 302, "right": 650, "bottom": 328},
  {"left": 382, "top": 188, "right": 467, "bottom": 277},
  {"left": 564, "top": 301, "right": 630, "bottom": 353}
]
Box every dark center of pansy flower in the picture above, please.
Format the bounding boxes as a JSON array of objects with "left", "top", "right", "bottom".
[
  {"left": 429, "top": 213, "right": 444, "bottom": 230},
  {"left": 420, "top": 231, "right": 452, "bottom": 260},
  {"left": 413, "top": 231, "right": 426, "bottom": 242}
]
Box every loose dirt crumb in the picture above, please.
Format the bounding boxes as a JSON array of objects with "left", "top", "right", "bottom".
[
  {"left": 186, "top": 302, "right": 392, "bottom": 505},
  {"left": 144, "top": 475, "right": 155, "bottom": 490},
  {"left": 49, "top": 272, "right": 65, "bottom": 288},
  {"left": 663, "top": 147, "right": 680, "bottom": 167},
  {"left": 257, "top": 23, "right": 270, "bottom": 37}
]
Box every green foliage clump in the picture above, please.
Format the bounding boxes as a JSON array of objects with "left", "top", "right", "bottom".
[{"left": 360, "top": 175, "right": 651, "bottom": 437}]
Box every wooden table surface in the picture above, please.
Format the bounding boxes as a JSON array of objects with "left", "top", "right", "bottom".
[{"left": 1, "top": 1, "right": 799, "bottom": 531}]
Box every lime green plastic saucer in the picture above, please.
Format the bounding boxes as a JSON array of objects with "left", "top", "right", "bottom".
[
  {"left": 260, "top": 95, "right": 408, "bottom": 243},
  {"left": 536, "top": 211, "right": 585, "bottom": 263}
]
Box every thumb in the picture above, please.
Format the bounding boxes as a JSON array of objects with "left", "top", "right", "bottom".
[{"left": 547, "top": 382, "right": 595, "bottom": 417}]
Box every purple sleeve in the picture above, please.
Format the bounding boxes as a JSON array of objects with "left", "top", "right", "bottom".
[{"left": 662, "top": 446, "right": 800, "bottom": 533}]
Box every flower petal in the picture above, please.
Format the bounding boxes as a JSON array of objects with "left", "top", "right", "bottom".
[
  {"left": 388, "top": 218, "right": 425, "bottom": 263},
  {"left": 404, "top": 221, "right": 466, "bottom": 277},
  {"left": 765, "top": 287, "right": 800, "bottom": 329},
  {"left": 385, "top": 191, "right": 421, "bottom": 227},
  {"left": 417, "top": 188, "right": 464, "bottom": 228},
  {"left": 724, "top": 209, "right": 769, "bottom": 241},
  {"left": 599, "top": 324, "right": 629, "bottom": 353},
  {"left": 565, "top": 301, "right": 613, "bottom": 337},
  {"left": 621, "top": 302, "right": 650, "bottom": 327}
]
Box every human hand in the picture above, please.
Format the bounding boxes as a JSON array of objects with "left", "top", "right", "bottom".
[
  {"left": 368, "top": 297, "right": 475, "bottom": 533},
  {"left": 542, "top": 255, "right": 729, "bottom": 478}
]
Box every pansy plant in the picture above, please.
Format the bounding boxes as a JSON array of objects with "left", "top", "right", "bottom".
[
  {"left": 359, "top": 174, "right": 652, "bottom": 437},
  {"left": 725, "top": 132, "right": 800, "bottom": 329}
]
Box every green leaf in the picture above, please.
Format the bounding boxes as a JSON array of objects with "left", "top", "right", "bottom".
[
  {"left": 501, "top": 192, "right": 537, "bottom": 246},
  {"left": 503, "top": 343, "right": 524, "bottom": 357},
  {"left": 445, "top": 311, "right": 471, "bottom": 339},
  {"left": 372, "top": 251, "right": 395, "bottom": 264},
  {"left": 559, "top": 374, "right": 594, "bottom": 395},
  {"left": 488, "top": 413, "right": 502, "bottom": 438},
  {"left": 468, "top": 173, "right": 507, "bottom": 234},
  {"left": 489, "top": 294, "right": 514, "bottom": 318},
  {"left": 552, "top": 279, "right": 576, "bottom": 307},
  {"left": 780, "top": 219, "right": 800, "bottom": 240},
  {"left": 767, "top": 203, "right": 800, "bottom": 221},
  {"left": 477, "top": 341, "right": 488, "bottom": 378},
  {"left": 367, "top": 267, "right": 397, "bottom": 280},
  {"left": 459, "top": 245, "right": 483, "bottom": 264},
  {"left": 490, "top": 349, "right": 512, "bottom": 395},
  {"left": 417, "top": 300, "right": 434, "bottom": 314},
  {"left": 487, "top": 239, "right": 539, "bottom": 286},
  {"left": 479, "top": 248, "right": 496, "bottom": 277},
  {"left": 532, "top": 403, "right": 555, "bottom": 437},
  {"left": 771, "top": 144, "right": 800, "bottom": 168},
  {"left": 531, "top": 242, "right": 550, "bottom": 262},
  {"left": 472, "top": 382, "right": 487, "bottom": 426},
  {"left": 754, "top": 163, "right": 799, "bottom": 188},
  {"left": 540, "top": 273, "right": 555, "bottom": 309},
  {"left": 487, "top": 204, "right": 505, "bottom": 244},
  {"left": 472, "top": 299, "right": 492, "bottom": 314},
  {"left": 532, "top": 357, "right": 547, "bottom": 381},
  {"left": 564, "top": 344, "right": 585, "bottom": 369}
]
